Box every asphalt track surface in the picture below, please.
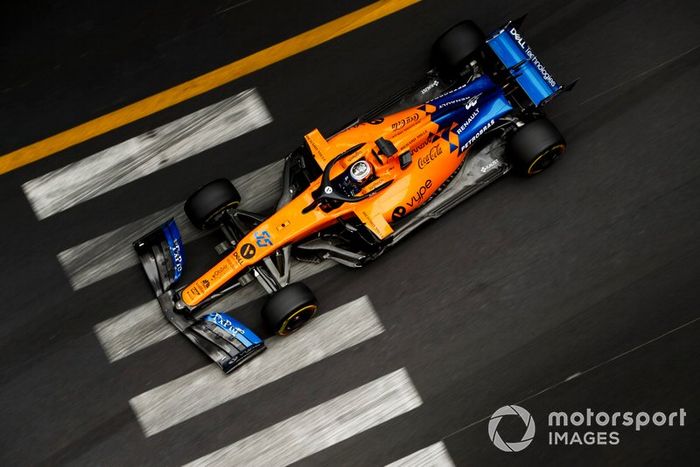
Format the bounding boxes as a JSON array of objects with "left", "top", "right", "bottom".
[{"left": 1, "top": 0, "right": 699, "bottom": 465}]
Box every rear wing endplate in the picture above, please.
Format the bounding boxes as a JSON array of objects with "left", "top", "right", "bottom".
[{"left": 487, "top": 16, "right": 576, "bottom": 106}]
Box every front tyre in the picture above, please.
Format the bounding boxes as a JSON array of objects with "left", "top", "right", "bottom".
[
  {"left": 184, "top": 178, "right": 241, "bottom": 230},
  {"left": 432, "top": 20, "right": 485, "bottom": 78},
  {"left": 262, "top": 282, "right": 319, "bottom": 336},
  {"left": 508, "top": 119, "right": 566, "bottom": 176}
]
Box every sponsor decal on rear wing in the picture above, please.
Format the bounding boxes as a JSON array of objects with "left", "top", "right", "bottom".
[{"left": 487, "top": 19, "right": 573, "bottom": 106}]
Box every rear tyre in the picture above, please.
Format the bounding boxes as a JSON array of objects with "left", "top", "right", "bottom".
[
  {"left": 262, "top": 283, "right": 319, "bottom": 336},
  {"left": 509, "top": 119, "right": 566, "bottom": 176},
  {"left": 432, "top": 20, "right": 485, "bottom": 78},
  {"left": 185, "top": 179, "right": 241, "bottom": 230}
]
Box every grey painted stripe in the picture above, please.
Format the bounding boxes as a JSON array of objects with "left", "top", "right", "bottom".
[
  {"left": 57, "top": 159, "right": 284, "bottom": 290},
  {"left": 184, "top": 368, "right": 421, "bottom": 467},
  {"left": 385, "top": 442, "right": 455, "bottom": 467},
  {"left": 23, "top": 88, "right": 272, "bottom": 220},
  {"left": 130, "top": 296, "right": 383, "bottom": 437},
  {"left": 94, "top": 259, "right": 334, "bottom": 363}
]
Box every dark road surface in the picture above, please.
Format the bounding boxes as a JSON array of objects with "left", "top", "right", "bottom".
[{"left": 0, "top": 0, "right": 698, "bottom": 465}]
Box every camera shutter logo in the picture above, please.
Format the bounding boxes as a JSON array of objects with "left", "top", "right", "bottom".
[{"left": 488, "top": 405, "right": 536, "bottom": 452}]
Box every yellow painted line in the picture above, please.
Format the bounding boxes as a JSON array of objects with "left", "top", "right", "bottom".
[{"left": 0, "top": 0, "right": 421, "bottom": 175}]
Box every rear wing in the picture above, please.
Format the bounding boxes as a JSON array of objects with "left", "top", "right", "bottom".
[{"left": 487, "top": 17, "right": 576, "bottom": 106}]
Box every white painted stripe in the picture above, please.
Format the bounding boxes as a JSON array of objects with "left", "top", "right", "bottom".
[
  {"left": 385, "top": 442, "right": 455, "bottom": 467},
  {"left": 130, "top": 296, "right": 383, "bottom": 436},
  {"left": 94, "top": 259, "right": 334, "bottom": 363},
  {"left": 94, "top": 301, "right": 178, "bottom": 362},
  {"left": 57, "top": 159, "right": 284, "bottom": 290},
  {"left": 23, "top": 88, "right": 272, "bottom": 220},
  {"left": 185, "top": 368, "right": 421, "bottom": 467}
]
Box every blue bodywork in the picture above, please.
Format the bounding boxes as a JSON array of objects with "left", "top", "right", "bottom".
[
  {"left": 203, "top": 312, "right": 263, "bottom": 347},
  {"left": 487, "top": 25, "right": 561, "bottom": 106},
  {"left": 134, "top": 217, "right": 266, "bottom": 374},
  {"left": 161, "top": 219, "right": 184, "bottom": 282},
  {"left": 429, "top": 75, "right": 513, "bottom": 151}
]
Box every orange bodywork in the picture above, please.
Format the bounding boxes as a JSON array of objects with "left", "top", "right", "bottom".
[{"left": 181, "top": 103, "right": 465, "bottom": 307}]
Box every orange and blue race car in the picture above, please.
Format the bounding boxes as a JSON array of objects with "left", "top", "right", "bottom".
[{"left": 134, "top": 16, "right": 576, "bottom": 373}]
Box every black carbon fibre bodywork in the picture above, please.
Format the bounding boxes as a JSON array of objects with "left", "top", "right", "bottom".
[{"left": 134, "top": 222, "right": 266, "bottom": 374}]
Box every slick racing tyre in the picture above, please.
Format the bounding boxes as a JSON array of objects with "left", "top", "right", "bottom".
[
  {"left": 509, "top": 118, "right": 566, "bottom": 176},
  {"left": 185, "top": 178, "right": 241, "bottom": 230},
  {"left": 432, "top": 20, "right": 485, "bottom": 78},
  {"left": 262, "top": 282, "right": 319, "bottom": 336}
]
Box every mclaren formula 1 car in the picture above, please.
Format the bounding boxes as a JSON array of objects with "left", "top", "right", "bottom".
[{"left": 134, "top": 17, "right": 576, "bottom": 373}]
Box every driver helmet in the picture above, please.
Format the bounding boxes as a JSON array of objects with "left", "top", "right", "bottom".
[{"left": 349, "top": 160, "right": 372, "bottom": 183}]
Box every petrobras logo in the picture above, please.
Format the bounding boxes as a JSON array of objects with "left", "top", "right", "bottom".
[
  {"left": 509, "top": 27, "right": 557, "bottom": 88},
  {"left": 456, "top": 108, "right": 480, "bottom": 135},
  {"left": 461, "top": 119, "right": 495, "bottom": 151}
]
